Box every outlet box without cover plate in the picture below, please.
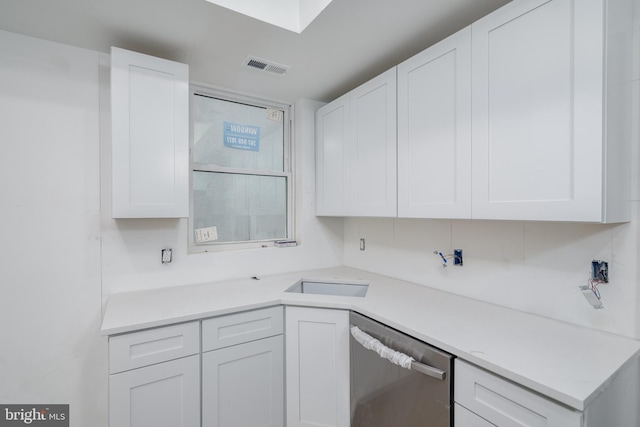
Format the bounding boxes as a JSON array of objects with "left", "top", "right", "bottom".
[
  {"left": 591, "top": 260, "right": 608, "bottom": 282},
  {"left": 454, "top": 249, "right": 463, "bottom": 266}
]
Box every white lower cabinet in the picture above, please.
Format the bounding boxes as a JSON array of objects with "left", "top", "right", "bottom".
[
  {"left": 109, "top": 356, "right": 200, "bottom": 427},
  {"left": 202, "top": 336, "right": 284, "bottom": 427},
  {"left": 455, "top": 403, "right": 495, "bottom": 427},
  {"left": 202, "top": 306, "right": 284, "bottom": 427},
  {"left": 285, "top": 307, "right": 350, "bottom": 427},
  {"left": 455, "top": 360, "right": 582, "bottom": 427},
  {"left": 108, "top": 306, "right": 637, "bottom": 427},
  {"left": 108, "top": 321, "right": 201, "bottom": 427}
]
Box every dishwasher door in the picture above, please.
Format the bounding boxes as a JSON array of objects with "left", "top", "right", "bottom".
[{"left": 350, "top": 312, "right": 453, "bottom": 427}]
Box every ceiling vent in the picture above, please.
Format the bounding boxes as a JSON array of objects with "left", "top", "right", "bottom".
[{"left": 243, "top": 56, "right": 291, "bottom": 76}]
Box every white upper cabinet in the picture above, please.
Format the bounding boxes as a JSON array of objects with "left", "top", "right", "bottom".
[
  {"left": 349, "top": 68, "right": 397, "bottom": 217},
  {"left": 398, "top": 27, "right": 472, "bottom": 219},
  {"left": 316, "top": 94, "right": 350, "bottom": 216},
  {"left": 111, "top": 47, "right": 189, "bottom": 218},
  {"left": 316, "top": 68, "right": 397, "bottom": 217},
  {"left": 471, "top": 0, "right": 632, "bottom": 223},
  {"left": 315, "top": 0, "right": 632, "bottom": 222}
]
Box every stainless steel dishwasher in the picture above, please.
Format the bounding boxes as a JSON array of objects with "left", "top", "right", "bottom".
[{"left": 350, "top": 312, "right": 453, "bottom": 427}]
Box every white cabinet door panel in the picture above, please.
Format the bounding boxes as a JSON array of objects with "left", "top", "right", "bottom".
[
  {"left": 109, "top": 355, "right": 200, "bottom": 427},
  {"left": 111, "top": 47, "right": 189, "bottom": 218},
  {"left": 202, "top": 335, "right": 284, "bottom": 427},
  {"left": 471, "top": 0, "right": 630, "bottom": 222},
  {"left": 398, "top": 27, "right": 471, "bottom": 218},
  {"left": 315, "top": 68, "right": 396, "bottom": 217},
  {"left": 286, "top": 307, "right": 350, "bottom": 427},
  {"left": 350, "top": 68, "right": 397, "bottom": 217},
  {"left": 315, "top": 94, "right": 350, "bottom": 216}
]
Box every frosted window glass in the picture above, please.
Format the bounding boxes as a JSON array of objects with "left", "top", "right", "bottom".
[
  {"left": 193, "top": 172, "right": 287, "bottom": 242},
  {"left": 192, "top": 94, "right": 284, "bottom": 171}
]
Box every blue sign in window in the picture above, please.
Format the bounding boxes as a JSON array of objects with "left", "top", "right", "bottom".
[{"left": 223, "top": 121, "right": 260, "bottom": 151}]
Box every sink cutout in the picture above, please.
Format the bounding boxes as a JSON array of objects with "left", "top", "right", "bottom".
[{"left": 285, "top": 279, "right": 369, "bottom": 297}]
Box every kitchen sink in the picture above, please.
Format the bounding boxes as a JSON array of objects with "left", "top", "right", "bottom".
[{"left": 285, "top": 279, "right": 369, "bottom": 297}]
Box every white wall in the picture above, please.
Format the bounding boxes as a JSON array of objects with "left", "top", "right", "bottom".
[
  {"left": 343, "top": 1, "right": 640, "bottom": 339},
  {"left": 0, "top": 30, "right": 107, "bottom": 426},
  {"left": 344, "top": 216, "right": 640, "bottom": 338}
]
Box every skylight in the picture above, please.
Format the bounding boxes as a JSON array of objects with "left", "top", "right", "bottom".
[{"left": 204, "top": 0, "right": 333, "bottom": 33}]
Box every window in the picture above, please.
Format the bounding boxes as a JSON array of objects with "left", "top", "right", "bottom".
[{"left": 189, "top": 85, "right": 292, "bottom": 250}]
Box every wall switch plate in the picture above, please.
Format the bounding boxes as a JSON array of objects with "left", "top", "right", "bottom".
[{"left": 161, "top": 248, "right": 172, "bottom": 264}]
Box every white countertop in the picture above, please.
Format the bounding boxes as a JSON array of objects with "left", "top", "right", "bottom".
[{"left": 101, "top": 266, "right": 640, "bottom": 412}]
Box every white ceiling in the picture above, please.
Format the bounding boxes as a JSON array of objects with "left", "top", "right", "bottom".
[
  {"left": 0, "top": 0, "right": 510, "bottom": 103},
  {"left": 204, "top": 0, "right": 334, "bottom": 33}
]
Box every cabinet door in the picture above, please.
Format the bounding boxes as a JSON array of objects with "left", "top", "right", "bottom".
[
  {"left": 315, "top": 94, "right": 350, "bottom": 216},
  {"left": 109, "top": 355, "right": 200, "bottom": 427},
  {"left": 111, "top": 47, "right": 189, "bottom": 218},
  {"left": 398, "top": 27, "right": 471, "bottom": 218},
  {"left": 349, "top": 67, "right": 397, "bottom": 217},
  {"left": 202, "top": 335, "right": 284, "bottom": 427},
  {"left": 285, "top": 307, "right": 350, "bottom": 427},
  {"left": 471, "top": 0, "right": 605, "bottom": 221},
  {"left": 455, "top": 404, "right": 495, "bottom": 427}
]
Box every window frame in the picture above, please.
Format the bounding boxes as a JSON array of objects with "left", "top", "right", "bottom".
[{"left": 188, "top": 83, "right": 294, "bottom": 252}]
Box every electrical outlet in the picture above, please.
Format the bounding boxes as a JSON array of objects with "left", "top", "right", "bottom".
[
  {"left": 591, "top": 260, "right": 608, "bottom": 282},
  {"left": 360, "top": 238, "right": 366, "bottom": 251},
  {"left": 161, "top": 248, "right": 172, "bottom": 264}
]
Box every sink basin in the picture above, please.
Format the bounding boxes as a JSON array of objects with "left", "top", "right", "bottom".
[{"left": 285, "top": 279, "right": 369, "bottom": 297}]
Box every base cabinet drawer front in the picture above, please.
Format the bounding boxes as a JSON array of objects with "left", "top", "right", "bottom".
[
  {"left": 455, "top": 403, "right": 495, "bottom": 427},
  {"left": 202, "top": 335, "right": 284, "bottom": 427},
  {"left": 109, "top": 354, "right": 200, "bottom": 427},
  {"left": 455, "top": 360, "right": 582, "bottom": 427},
  {"left": 202, "top": 306, "right": 283, "bottom": 352},
  {"left": 109, "top": 321, "right": 200, "bottom": 374}
]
